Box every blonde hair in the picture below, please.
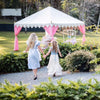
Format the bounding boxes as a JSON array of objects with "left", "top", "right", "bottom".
[
  {"left": 52, "top": 40, "right": 58, "bottom": 53},
  {"left": 27, "top": 33, "right": 37, "bottom": 49}
]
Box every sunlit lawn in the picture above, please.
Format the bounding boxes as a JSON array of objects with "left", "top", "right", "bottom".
[
  {"left": 0, "top": 31, "right": 100, "bottom": 54},
  {"left": 0, "top": 31, "right": 100, "bottom": 71}
]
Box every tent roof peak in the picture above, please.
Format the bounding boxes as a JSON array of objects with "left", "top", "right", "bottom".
[{"left": 15, "top": 6, "right": 85, "bottom": 28}]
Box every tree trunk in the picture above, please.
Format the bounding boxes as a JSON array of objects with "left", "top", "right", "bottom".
[
  {"left": 79, "top": 0, "right": 85, "bottom": 21},
  {"left": 78, "top": 0, "right": 85, "bottom": 34}
]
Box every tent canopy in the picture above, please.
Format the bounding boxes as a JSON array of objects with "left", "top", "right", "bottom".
[
  {"left": 14, "top": 6, "right": 84, "bottom": 28},
  {"left": 14, "top": 6, "right": 85, "bottom": 51}
]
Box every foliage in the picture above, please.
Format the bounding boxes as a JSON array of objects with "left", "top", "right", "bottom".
[
  {"left": 65, "top": 50, "right": 96, "bottom": 72},
  {"left": 92, "top": 49, "right": 100, "bottom": 58},
  {"left": 86, "top": 25, "right": 100, "bottom": 34},
  {"left": 85, "top": 1, "right": 100, "bottom": 26},
  {"left": 0, "top": 0, "right": 5, "bottom": 9},
  {"left": 61, "top": 0, "right": 79, "bottom": 18},
  {"left": 59, "top": 58, "right": 66, "bottom": 71},
  {"left": 3, "top": 0, "right": 21, "bottom": 8},
  {"left": 0, "top": 42, "right": 99, "bottom": 73},
  {"left": 40, "top": 48, "right": 50, "bottom": 66},
  {"left": 1, "top": 78, "right": 100, "bottom": 99},
  {"left": 61, "top": 0, "right": 100, "bottom": 25},
  {"left": 90, "top": 58, "right": 100, "bottom": 65},
  {"left": 0, "top": 80, "right": 28, "bottom": 100},
  {"left": 59, "top": 42, "right": 98, "bottom": 58},
  {"left": 0, "top": 53, "right": 28, "bottom": 73},
  {"left": 0, "top": 49, "right": 50, "bottom": 73}
]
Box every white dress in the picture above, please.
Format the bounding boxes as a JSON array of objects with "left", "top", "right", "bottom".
[
  {"left": 26, "top": 41, "right": 41, "bottom": 69},
  {"left": 47, "top": 47, "right": 62, "bottom": 76}
]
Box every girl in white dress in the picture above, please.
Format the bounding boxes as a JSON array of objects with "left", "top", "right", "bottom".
[{"left": 44, "top": 40, "right": 62, "bottom": 77}]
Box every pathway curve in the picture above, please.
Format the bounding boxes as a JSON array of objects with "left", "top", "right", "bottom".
[{"left": 0, "top": 66, "right": 100, "bottom": 89}]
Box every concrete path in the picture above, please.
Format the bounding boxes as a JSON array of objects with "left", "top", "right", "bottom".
[{"left": 0, "top": 66, "right": 100, "bottom": 89}]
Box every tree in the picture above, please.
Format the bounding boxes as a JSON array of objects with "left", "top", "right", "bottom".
[
  {"left": 61, "top": 0, "right": 79, "bottom": 18},
  {"left": 4, "top": 0, "right": 21, "bottom": 8},
  {"left": 50, "top": 0, "right": 61, "bottom": 10},
  {"left": 85, "top": 1, "right": 100, "bottom": 25},
  {"left": 61, "top": 0, "right": 100, "bottom": 25},
  {"left": 0, "top": 0, "right": 5, "bottom": 9}
]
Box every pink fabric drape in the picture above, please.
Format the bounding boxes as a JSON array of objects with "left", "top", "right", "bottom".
[
  {"left": 44, "top": 25, "right": 58, "bottom": 40},
  {"left": 14, "top": 26, "right": 22, "bottom": 51},
  {"left": 78, "top": 25, "right": 86, "bottom": 43}
]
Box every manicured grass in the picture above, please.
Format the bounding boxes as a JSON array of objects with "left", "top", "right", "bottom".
[
  {"left": 0, "top": 31, "right": 45, "bottom": 54},
  {"left": 0, "top": 31, "right": 100, "bottom": 54}
]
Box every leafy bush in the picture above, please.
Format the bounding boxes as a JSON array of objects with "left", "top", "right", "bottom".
[
  {"left": 59, "top": 58, "right": 66, "bottom": 71},
  {"left": 90, "top": 58, "right": 100, "bottom": 65},
  {"left": 59, "top": 42, "right": 98, "bottom": 58},
  {"left": 59, "top": 43, "right": 81, "bottom": 58},
  {"left": 92, "top": 49, "right": 100, "bottom": 58},
  {"left": 0, "top": 42, "right": 98, "bottom": 73},
  {"left": 1, "top": 79, "right": 100, "bottom": 100},
  {"left": 0, "top": 53, "right": 28, "bottom": 73},
  {"left": 65, "top": 50, "right": 96, "bottom": 72},
  {"left": 40, "top": 48, "right": 50, "bottom": 67},
  {"left": 0, "top": 80, "right": 28, "bottom": 99}
]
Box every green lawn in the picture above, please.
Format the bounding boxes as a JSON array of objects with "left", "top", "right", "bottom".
[
  {"left": 0, "top": 31, "right": 100, "bottom": 71},
  {"left": 0, "top": 31, "right": 100, "bottom": 54}
]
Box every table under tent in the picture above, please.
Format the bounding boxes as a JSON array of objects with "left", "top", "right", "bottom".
[
  {"left": 62, "top": 27, "right": 77, "bottom": 44},
  {"left": 14, "top": 6, "right": 85, "bottom": 51}
]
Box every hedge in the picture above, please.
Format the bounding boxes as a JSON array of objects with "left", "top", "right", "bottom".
[
  {"left": 0, "top": 43, "right": 98, "bottom": 73},
  {"left": 59, "top": 42, "right": 98, "bottom": 58},
  {"left": 0, "top": 78, "right": 100, "bottom": 100}
]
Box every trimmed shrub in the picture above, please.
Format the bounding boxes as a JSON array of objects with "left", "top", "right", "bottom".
[
  {"left": 65, "top": 50, "right": 96, "bottom": 72},
  {"left": 1, "top": 79, "right": 100, "bottom": 100},
  {"left": 0, "top": 53, "right": 28, "bottom": 73}
]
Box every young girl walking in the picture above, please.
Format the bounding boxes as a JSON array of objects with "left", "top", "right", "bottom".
[
  {"left": 44, "top": 40, "right": 63, "bottom": 77},
  {"left": 24, "top": 33, "right": 44, "bottom": 80}
]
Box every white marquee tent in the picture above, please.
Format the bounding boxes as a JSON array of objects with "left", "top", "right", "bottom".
[
  {"left": 14, "top": 6, "right": 85, "bottom": 51},
  {"left": 15, "top": 6, "right": 84, "bottom": 28}
]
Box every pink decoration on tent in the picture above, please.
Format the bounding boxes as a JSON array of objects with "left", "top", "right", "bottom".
[
  {"left": 78, "top": 25, "right": 86, "bottom": 43},
  {"left": 44, "top": 25, "right": 58, "bottom": 40},
  {"left": 14, "top": 26, "right": 22, "bottom": 51}
]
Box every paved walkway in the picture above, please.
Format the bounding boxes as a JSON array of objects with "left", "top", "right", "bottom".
[{"left": 0, "top": 66, "right": 100, "bottom": 89}]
